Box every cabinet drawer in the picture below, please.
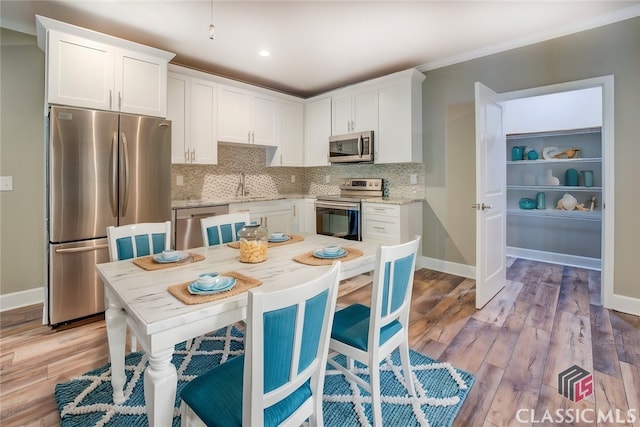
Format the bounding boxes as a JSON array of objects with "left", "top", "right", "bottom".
[
  {"left": 363, "top": 216, "right": 401, "bottom": 242},
  {"left": 363, "top": 203, "right": 400, "bottom": 217}
]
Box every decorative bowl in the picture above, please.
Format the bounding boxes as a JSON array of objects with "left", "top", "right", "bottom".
[
  {"left": 519, "top": 198, "right": 536, "bottom": 210},
  {"left": 322, "top": 245, "right": 341, "bottom": 254}
]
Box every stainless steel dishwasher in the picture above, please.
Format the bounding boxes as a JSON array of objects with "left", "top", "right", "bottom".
[{"left": 174, "top": 205, "right": 229, "bottom": 249}]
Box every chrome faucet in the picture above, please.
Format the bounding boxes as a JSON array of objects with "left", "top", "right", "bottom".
[{"left": 236, "top": 173, "right": 249, "bottom": 197}]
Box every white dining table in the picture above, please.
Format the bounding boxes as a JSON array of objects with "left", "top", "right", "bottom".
[{"left": 95, "top": 233, "right": 377, "bottom": 427}]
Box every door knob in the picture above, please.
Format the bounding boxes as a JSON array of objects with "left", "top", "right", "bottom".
[{"left": 471, "top": 203, "right": 492, "bottom": 211}]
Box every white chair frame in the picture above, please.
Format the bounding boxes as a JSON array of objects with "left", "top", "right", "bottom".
[
  {"left": 106, "top": 221, "right": 172, "bottom": 352},
  {"left": 200, "top": 212, "right": 251, "bottom": 247},
  {"left": 327, "top": 236, "right": 421, "bottom": 426},
  {"left": 181, "top": 262, "right": 342, "bottom": 427}
]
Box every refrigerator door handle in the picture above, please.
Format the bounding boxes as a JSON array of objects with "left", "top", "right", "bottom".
[
  {"left": 110, "top": 132, "right": 118, "bottom": 218},
  {"left": 120, "top": 131, "right": 130, "bottom": 217},
  {"left": 55, "top": 244, "right": 109, "bottom": 253}
]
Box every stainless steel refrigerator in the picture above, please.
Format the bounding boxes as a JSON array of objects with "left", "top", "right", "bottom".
[{"left": 47, "top": 106, "right": 171, "bottom": 325}]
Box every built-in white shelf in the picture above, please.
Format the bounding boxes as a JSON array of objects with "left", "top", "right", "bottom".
[
  {"left": 507, "top": 208, "right": 601, "bottom": 221},
  {"left": 508, "top": 185, "right": 602, "bottom": 192},
  {"left": 507, "top": 157, "right": 602, "bottom": 165}
]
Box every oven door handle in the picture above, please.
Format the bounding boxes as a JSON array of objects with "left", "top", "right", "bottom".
[{"left": 315, "top": 200, "right": 360, "bottom": 210}]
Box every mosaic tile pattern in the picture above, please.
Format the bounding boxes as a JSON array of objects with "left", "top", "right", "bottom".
[{"left": 171, "top": 145, "right": 426, "bottom": 201}]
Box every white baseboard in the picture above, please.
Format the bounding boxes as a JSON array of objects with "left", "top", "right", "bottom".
[
  {"left": 609, "top": 294, "right": 640, "bottom": 317},
  {"left": 506, "top": 246, "right": 601, "bottom": 271},
  {"left": 0, "top": 287, "right": 45, "bottom": 312},
  {"left": 417, "top": 255, "right": 476, "bottom": 279}
]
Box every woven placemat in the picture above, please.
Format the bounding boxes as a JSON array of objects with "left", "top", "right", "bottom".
[
  {"left": 133, "top": 253, "right": 205, "bottom": 271},
  {"left": 167, "top": 271, "right": 263, "bottom": 305},
  {"left": 293, "top": 247, "right": 363, "bottom": 266},
  {"left": 226, "top": 234, "right": 305, "bottom": 249}
]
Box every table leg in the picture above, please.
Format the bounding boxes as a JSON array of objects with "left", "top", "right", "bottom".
[
  {"left": 144, "top": 348, "right": 177, "bottom": 427},
  {"left": 105, "top": 295, "right": 127, "bottom": 404}
]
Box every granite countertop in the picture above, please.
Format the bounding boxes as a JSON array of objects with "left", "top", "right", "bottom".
[
  {"left": 361, "top": 197, "right": 424, "bottom": 205},
  {"left": 172, "top": 194, "right": 423, "bottom": 209},
  {"left": 172, "top": 194, "right": 314, "bottom": 209}
]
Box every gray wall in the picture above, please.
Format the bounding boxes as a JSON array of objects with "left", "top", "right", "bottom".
[
  {"left": 421, "top": 17, "right": 640, "bottom": 299},
  {"left": 0, "top": 28, "right": 45, "bottom": 296}
]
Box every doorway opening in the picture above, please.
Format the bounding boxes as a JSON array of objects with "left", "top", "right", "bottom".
[{"left": 475, "top": 75, "right": 614, "bottom": 309}]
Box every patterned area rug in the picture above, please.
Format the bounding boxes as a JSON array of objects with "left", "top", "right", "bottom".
[{"left": 55, "top": 326, "right": 474, "bottom": 426}]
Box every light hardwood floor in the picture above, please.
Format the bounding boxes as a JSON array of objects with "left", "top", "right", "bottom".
[{"left": 1, "top": 259, "right": 639, "bottom": 426}]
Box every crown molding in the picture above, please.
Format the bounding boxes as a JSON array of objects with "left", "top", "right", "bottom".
[{"left": 418, "top": 4, "right": 640, "bottom": 72}]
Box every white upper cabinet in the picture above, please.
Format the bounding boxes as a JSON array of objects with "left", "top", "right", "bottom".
[
  {"left": 37, "top": 16, "right": 174, "bottom": 117},
  {"left": 217, "top": 85, "right": 277, "bottom": 146},
  {"left": 167, "top": 69, "right": 218, "bottom": 164},
  {"left": 279, "top": 100, "right": 304, "bottom": 166},
  {"left": 304, "top": 97, "right": 332, "bottom": 167},
  {"left": 331, "top": 86, "right": 378, "bottom": 135},
  {"left": 376, "top": 69, "right": 425, "bottom": 164}
]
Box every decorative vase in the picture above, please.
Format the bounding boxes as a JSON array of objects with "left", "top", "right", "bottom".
[
  {"left": 582, "top": 170, "right": 594, "bottom": 187},
  {"left": 538, "top": 169, "right": 560, "bottom": 186},
  {"left": 511, "top": 146, "right": 525, "bottom": 161},
  {"left": 565, "top": 168, "right": 579, "bottom": 186},
  {"left": 536, "top": 192, "right": 546, "bottom": 209}
]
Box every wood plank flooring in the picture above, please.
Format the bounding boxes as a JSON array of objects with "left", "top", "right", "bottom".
[{"left": 1, "top": 259, "right": 639, "bottom": 426}]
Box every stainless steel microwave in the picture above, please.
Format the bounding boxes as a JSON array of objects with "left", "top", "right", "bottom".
[{"left": 328, "top": 131, "right": 374, "bottom": 163}]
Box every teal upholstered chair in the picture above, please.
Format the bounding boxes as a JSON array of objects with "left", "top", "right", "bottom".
[
  {"left": 200, "top": 213, "right": 251, "bottom": 247},
  {"left": 180, "top": 262, "right": 342, "bottom": 427},
  {"left": 106, "top": 221, "right": 171, "bottom": 261},
  {"left": 106, "top": 221, "right": 175, "bottom": 351},
  {"left": 327, "top": 236, "right": 421, "bottom": 426}
]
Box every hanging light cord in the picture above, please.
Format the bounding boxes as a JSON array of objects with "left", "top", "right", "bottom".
[{"left": 209, "top": 0, "right": 215, "bottom": 40}]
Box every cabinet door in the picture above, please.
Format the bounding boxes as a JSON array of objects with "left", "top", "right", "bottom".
[
  {"left": 377, "top": 74, "right": 423, "bottom": 164},
  {"left": 190, "top": 78, "right": 218, "bottom": 164},
  {"left": 167, "top": 73, "right": 190, "bottom": 164},
  {"left": 303, "top": 199, "right": 317, "bottom": 233},
  {"left": 115, "top": 48, "right": 168, "bottom": 117},
  {"left": 352, "top": 86, "right": 378, "bottom": 133},
  {"left": 262, "top": 209, "right": 292, "bottom": 234},
  {"left": 47, "top": 30, "right": 114, "bottom": 111},
  {"left": 331, "top": 90, "right": 353, "bottom": 135},
  {"left": 218, "top": 85, "right": 251, "bottom": 144},
  {"left": 252, "top": 94, "right": 277, "bottom": 146},
  {"left": 305, "top": 98, "right": 331, "bottom": 166},
  {"left": 280, "top": 101, "right": 304, "bottom": 166}
]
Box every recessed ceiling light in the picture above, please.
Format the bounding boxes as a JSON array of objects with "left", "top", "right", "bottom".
[{"left": 259, "top": 50, "right": 270, "bottom": 57}]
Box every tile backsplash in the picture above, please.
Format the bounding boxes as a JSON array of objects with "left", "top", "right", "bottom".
[{"left": 172, "top": 145, "right": 426, "bottom": 200}]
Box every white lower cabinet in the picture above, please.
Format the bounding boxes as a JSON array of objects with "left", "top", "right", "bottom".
[
  {"left": 303, "top": 198, "right": 317, "bottom": 234},
  {"left": 229, "top": 200, "right": 294, "bottom": 234},
  {"left": 362, "top": 202, "right": 423, "bottom": 248}
]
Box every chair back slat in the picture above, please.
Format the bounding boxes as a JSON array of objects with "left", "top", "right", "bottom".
[
  {"left": 381, "top": 253, "right": 416, "bottom": 318},
  {"left": 107, "top": 222, "right": 171, "bottom": 261},
  {"left": 201, "top": 213, "right": 251, "bottom": 247}
]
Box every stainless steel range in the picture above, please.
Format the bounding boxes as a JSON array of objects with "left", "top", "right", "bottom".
[{"left": 315, "top": 178, "right": 383, "bottom": 241}]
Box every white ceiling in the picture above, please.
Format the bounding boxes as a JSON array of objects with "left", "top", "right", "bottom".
[{"left": 2, "top": 1, "right": 639, "bottom": 97}]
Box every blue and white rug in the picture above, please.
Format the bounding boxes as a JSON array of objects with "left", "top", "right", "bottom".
[{"left": 55, "top": 326, "right": 474, "bottom": 426}]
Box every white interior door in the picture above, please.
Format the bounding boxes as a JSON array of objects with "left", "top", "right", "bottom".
[{"left": 474, "top": 82, "right": 506, "bottom": 308}]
